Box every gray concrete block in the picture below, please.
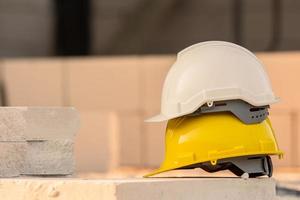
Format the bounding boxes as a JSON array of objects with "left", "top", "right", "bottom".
[
  {"left": 115, "top": 178, "right": 276, "bottom": 200},
  {"left": 23, "top": 107, "right": 80, "bottom": 140},
  {"left": 0, "top": 108, "right": 26, "bottom": 141},
  {"left": 0, "top": 142, "right": 26, "bottom": 177},
  {"left": 23, "top": 140, "right": 74, "bottom": 175},
  {"left": 0, "top": 107, "right": 80, "bottom": 141}
]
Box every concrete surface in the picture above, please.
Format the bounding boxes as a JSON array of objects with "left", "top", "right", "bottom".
[
  {"left": 0, "top": 108, "right": 26, "bottom": 141},
  {"left": 23, "top": 140, "right": 74, "bottom": 175},
  {"left": 22, "top": 107, "right": 80, "bottom": 140},
  {"left": 0, "top": 142, "right": 26, "bottom": 177},
  {"left": 0, "top": 107, "right": 79, "bottom": 140},
  {"left": 0, "top": 177, "right": 276, "bottom": 200}
]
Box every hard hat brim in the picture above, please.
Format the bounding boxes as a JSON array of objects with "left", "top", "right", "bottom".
[
  {"left": 143, "top": 168, "right": 170, "bottom": 177},
  {"left": 144, "top": 152, "right": 283, "bottom": 178},
  {"left": 145, "top": 114, "right": 169, "bottom": 122}
]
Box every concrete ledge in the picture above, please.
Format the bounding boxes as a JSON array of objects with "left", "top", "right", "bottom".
[{"left": 0, "top": 178, "right": 276, "bottom": 200}]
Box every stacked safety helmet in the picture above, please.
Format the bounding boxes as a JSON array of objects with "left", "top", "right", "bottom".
[{"left": 145, "top": 41, "right": 283, "bottom": 178}]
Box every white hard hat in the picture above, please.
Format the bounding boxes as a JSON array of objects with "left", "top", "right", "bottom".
[{"left": 146, "top": 41, "right": 279, "bottom": 122}]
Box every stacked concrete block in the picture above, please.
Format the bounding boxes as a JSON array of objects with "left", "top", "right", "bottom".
[
  {"left": 24, "top": 140, "right": 74, "bottom": 175},
  {"left": 0, "top": 107, "right": 80, "bottom": 177},
  {"left": 0, "top": 143, "right": 26, "bottom": 177},
  {"left": 0, "top": 108, "right": 27, "bottom": 177}
]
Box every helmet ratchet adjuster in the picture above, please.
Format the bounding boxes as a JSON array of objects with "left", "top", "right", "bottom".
[{"left": 190, "top": 100, "right": 269, "bottom": 124}]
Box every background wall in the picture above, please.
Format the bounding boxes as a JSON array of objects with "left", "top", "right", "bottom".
[
  {"left": 1, "top": 0, "right": 300, "bottom": 57},
  {"left": 0, "top": 0, "right": 55, "bottom": 57},
  {"left": 0, "top": 52, "right": 298, "bottom": 172}
]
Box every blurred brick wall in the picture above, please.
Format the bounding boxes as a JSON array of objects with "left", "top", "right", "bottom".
[{"left": 0, "top": 52, "right": 299, "bottom": 172}]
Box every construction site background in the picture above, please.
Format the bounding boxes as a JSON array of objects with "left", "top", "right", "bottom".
[
  {"left": 0, "top": 53, "right": 298, "bottom": 173},
  {"left": 0, "top": 0, "right": 300, "bottom": 174}
]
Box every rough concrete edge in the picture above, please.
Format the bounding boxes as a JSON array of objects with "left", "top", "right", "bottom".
[
  {"left": 114, "top": 178, "right": 277, "bottom": 200},
  {"left": 0, "top": 179, "right": 117, "bottom": 200}
]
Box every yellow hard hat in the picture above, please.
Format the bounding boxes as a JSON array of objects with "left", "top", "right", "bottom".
[{"left": 145, "top": 113, "right": 283, "bottom": 177}]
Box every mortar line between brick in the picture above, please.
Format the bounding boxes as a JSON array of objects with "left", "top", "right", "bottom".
[
  {"left": 290, "top": 111, "right": 299, "bottom": 165},
  {"left": 61, "top": 60, "right": 71, "bottom": 106},
  {"left": 0, "top": 141, "right": 27, "bottom": 143},
  {"left": 138, "top": 57, "right": 148, "bottom": 165}
]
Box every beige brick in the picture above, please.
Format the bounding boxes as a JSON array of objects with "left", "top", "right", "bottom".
[
  {"left": 140, "top": 56, "right": 174, "bottom": 113},
  {"left": 67, "top": 57, "right": 140, "bottom": 111},
  {"left": 75, "top": 111, "right": 119, "bottom": 172},
  {"left": 257, "top": 52, "right": 300, "bottom": 110},
  {"left": 269, "top": 111, "right": 293, "bottom": 167},
  {"left": 76, "top": 111, "right": 143, "bottom": 170},
  {"left": 257, "top": 52, "right": 300, "bottom": 167},
  {"left": 2, "top": 59, "right": 63, "bottom": 106},
  {"left": 118, "top": 113, "right": 142, "bottom": 166},
  {"left": 143, "top": 112, "right": 167, "bottom": 167},
  {"left": 294, "top": 111, "right": 300, "bottom": 166}
]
